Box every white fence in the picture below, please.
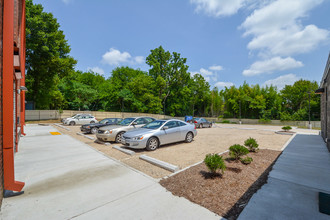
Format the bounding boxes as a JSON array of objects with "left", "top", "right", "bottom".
[{"left": 25, "top": 110, "right": 321, "bottom": 128}]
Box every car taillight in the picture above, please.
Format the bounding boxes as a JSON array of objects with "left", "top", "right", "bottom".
[
  {"left": 194, "top": 121, "right": 197, "bottom": 123},
  {"left": 194, "top": 124, "right": 196, "bottom": 129}
]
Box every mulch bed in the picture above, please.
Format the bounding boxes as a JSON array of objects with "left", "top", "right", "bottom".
[{"left": 160, "top": 149, "right": 281, "bottom": 219}]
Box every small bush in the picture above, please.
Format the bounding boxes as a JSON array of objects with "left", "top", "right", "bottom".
[
  {"left": 244, "top": 137, "right": 259, "bottom": 152},
  {"left": 240, "top": 157, "right": 253, "bottom": 165},
  {"left": 282, "top": 126, "right": 292, "bottom": 131},
  {"left": 229, "top": 144, "right": 249, "bottom": 160},
  {"left": 221, "top": 120, "right": 230, "bottom": 124},
  {"left": 204, "top": 154, "right": 226, "bottom": 174}
]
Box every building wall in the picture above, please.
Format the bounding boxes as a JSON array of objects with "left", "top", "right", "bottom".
[
  {"left": 0, "top": 0, "right": 4, "bottom": 206},
  {"left": 1, "top": 0, "right": 25, "bottom": 205},
  {"left": 320, "top": 53, "right": 330, "bottom": 151}
]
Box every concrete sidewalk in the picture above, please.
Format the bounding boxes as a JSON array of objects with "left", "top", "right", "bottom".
[
  {"left": 239, "top": 134, "right": 330, "bottom": 220},
  {"left": 0, "top": 124, "right": 220, "bottom": 220}
]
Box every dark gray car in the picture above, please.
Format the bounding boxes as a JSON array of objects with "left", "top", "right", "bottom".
[{"left": 193, "top": 118, "right": 212, "bottom": 128}]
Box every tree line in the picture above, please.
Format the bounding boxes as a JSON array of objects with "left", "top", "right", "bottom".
[{"left": 25, "top": 0, "right": 320, "bottom": 121}]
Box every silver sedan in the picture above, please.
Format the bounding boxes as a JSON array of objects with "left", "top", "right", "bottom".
[
  {"left": 96, "top": 117, "right": 155, "bottom": 143},
  {"left": 121, "top": 119, "right": 197, "bottom": 151}
]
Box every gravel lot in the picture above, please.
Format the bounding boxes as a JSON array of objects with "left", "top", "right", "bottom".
[{"left": 53, "top": 123, "right": 303, "bottom": 178}]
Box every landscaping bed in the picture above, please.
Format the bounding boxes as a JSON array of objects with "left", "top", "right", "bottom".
[{"left": 160, "top": 149, "right": 281, "bottom": 219}]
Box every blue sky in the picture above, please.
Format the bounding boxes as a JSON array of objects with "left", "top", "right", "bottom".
[{"left": 34, "top": 0, "right": 330, "bottom": 90}]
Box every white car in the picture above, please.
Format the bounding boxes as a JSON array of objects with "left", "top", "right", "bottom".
[
  {"left": 61, "top": 113, "right": 91, "bottom": 123},
  {"left": 63, "top": 114, "right": 98, "bottom": 126}
]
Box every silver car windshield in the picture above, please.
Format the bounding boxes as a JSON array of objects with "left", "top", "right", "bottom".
[
  {"left": 119, "top": 118, "right": 135, "bottom": 126},
  {"left": 142, "top": 121, "right": 165, "bottom": 129}
]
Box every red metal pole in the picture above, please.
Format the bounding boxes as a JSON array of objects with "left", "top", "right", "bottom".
[
  {"left": 3, "top": 0, "right": 25, "bottom": 192},
  {"left": 20, "top": 0, "right": 26, "bottom": 136}
]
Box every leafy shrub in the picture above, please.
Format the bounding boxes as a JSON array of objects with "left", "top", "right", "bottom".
[
  {"left": 229, "top": 144, "right": 249, "bottom": 160},
  {"left": 204, "top": 154, "right": 226, "bottom": 174},
  {"left": 244, "top": 137, "right": 259, "bottom": 152},
  {"left": 221, "top": 120, "right": 230, "bottom": 124},
  {"left": 280, "top": 112, "right": 293, "bottom": 121},
  {"left": 282, "top": 126, "right": 292, "bottom": 131},
  {"left": 240, "top": 157, "right": 253, "bottom": 164}
]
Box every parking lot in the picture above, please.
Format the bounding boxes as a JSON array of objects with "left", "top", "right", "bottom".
[{"left": 51, "top": 123, "right": 314, "bottom": 179}]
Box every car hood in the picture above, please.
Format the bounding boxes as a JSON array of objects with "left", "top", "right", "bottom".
[
  {"left": 99, "top": 124, "right": 126, "bottom": 131},
  {"left": 124, "top": 128, "right": 156, "bottom": 137}
]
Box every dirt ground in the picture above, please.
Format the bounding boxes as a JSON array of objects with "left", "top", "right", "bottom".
[
  {"left": 160, "top": 149, "right": 281, "bottom": 219},
  {"left": 52, "top": 123, "right": 294, "bottom": 179}
]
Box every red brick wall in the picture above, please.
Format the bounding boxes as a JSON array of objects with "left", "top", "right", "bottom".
[{"left": 0, "top": 0, "right": 4, "bottom": 206}]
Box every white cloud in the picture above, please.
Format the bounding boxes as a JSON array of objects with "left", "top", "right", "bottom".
[
  {"left": 101, "top": 48, "right": 144, "bottom": 66},
  {"left": 134, "top": 56, "right": 145, "bottom": 64},
  {"left": 263, "top": 73, "right": 299, "bottom": 90},
  {"left": 102, "top": 48, "right": 131, "bottom": 65},
  {"left": 190, "top": 0, "right": 248, "bottom": 17},
  {"left": 241, "top": 0, "right": 329, "bottom": 57},
  {"left": 87, "top": 66, "right": 105, "bottom": 75},
  {"left": 242, "top": 56, "right": 303, "bottom": 76},
  {"left": 209, "top": 65, "right": 223, "bottom": 71},
  {"left": 214, "top": 81, "right": 234, "bottom": 89},
  {"left": 192, "top": 65, "right": 223, "bottom": 82},
  {"left": 200, "top": 68, "right": 213, "bottom": 76}
]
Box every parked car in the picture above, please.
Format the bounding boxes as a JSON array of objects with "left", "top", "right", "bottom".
[
  {"left": 80, "top": 118, "right": 122, "bottom": 134},
  {"left": 121, "top": 119, "right": 197, "bottom": 151},
  {"left": 63, "top": 114, "right": 98, "bottom": 126},
  {"left": 193, "top": 118, "right": 212, "bottom": 128},
  {"left": 61, "top": 113, "right": 91, "bottom": 123},
  {"left": 96, "top": 116, "right": 156, "bottom": 143}
]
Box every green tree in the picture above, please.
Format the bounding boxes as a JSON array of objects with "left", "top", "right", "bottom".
[
  {"left": 25, "top": 0, "right": 76, "bottom": 109},
  {"left": 280, "top": 79, "right": 320, "bottom": 120},
  {"left": 146, "top": 46, "right": 190, "bottom": 116}
]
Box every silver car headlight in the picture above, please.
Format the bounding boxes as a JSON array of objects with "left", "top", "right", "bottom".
[
  {"left": 104, "top": 130, "right": 113, "bottom": 134},
  {"left": 132, "top": 135, "right": 144, "bottom": 141}
]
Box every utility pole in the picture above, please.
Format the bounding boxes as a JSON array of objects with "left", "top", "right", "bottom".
[{"left": 308, "top": 91, "right": 311, "bottom": 129}]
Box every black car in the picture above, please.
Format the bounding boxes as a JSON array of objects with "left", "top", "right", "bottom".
[{"left": 80, "top": 118, "right": 122, "bottom": 134}]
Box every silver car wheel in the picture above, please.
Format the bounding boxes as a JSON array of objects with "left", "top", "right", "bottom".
[
  {"left": 115, "top": 132, "right": 124, "bottom": 143},
  {"left": 185, "top": 132, "right": 193, "bottom": 143},
  {"left": 69, "top": 121, "right": 75, "bottom": 126},
  {"left": 146, "top": 137, "right": 159, "bottom": 151}
]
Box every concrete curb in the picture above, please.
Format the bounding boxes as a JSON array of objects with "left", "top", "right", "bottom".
[
  {"left": 164, "top": 150, "right": 230, "bottom": 179},
  {"left": 275, "top": 131, "right": 295, "bottom": 135},
  {"left": 280, "top": 133, "right": 296, "bottom": 151},
  {"left": 54, "top": 123, "right": 71, "bottom": 131},
  {"left": 139, "top": 155, "right": 179, "bottom": 172},
  {"left": 112, "top": 145, "right": 135, "bottom": 155},
  {"left": 76, "top": 132, "right": 96, "bottom": 140},
  {"left": 95, "top": 139, "right": 111, "bottom": 146}
]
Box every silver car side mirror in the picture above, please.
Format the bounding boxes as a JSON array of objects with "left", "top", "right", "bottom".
[
  {"left": 132, "top": 122, "right": 138, "bottom": 126},
  {"left": 163, "top": 126, "right": 169, "bottom": 130}
]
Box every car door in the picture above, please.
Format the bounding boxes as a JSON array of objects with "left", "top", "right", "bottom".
[
  {"left": 178, "top": 121, "right": 189, "bottom": 140},
  {"left": 76, "top": 115, "right": 84, "bottom": 124},
  {"left": 160, "top": 121, "right": 181, "bottom": 145},
  {"left": 82, "top": 115, "right": 91, "bottom": 124}
]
